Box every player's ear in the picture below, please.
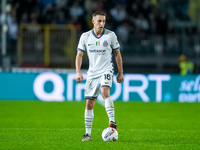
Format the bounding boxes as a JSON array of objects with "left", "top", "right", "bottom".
[{"left": 92, "top": 18, "right": 95, "bottom": 24}]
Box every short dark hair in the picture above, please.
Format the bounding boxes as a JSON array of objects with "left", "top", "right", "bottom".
[{"left": 92, "top": 11, "right": 106, "bottom": 18}]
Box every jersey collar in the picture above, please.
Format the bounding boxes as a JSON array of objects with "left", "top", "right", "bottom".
[{"left": 92, "top": 28, "right": 105, "bottom": 39}]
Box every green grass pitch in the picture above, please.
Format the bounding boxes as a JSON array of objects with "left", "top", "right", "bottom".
[{"left": 0, "top": 101, "right": 200, "bottom": 150}]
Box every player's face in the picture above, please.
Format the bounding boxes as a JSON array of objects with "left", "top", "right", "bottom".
[{"left": 92, "top": 15, "right": 106, "bottom": 32}]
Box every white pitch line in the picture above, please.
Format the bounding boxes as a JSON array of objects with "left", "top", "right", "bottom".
[
  {"left": 0, "top": 128, "right": 198, "bottom": 132},
  {"left": 96, "top": 100, "right": 105, "bottom": 107},
  {"left": 0, "top": 128, "right": 100, "bottom": 131}
]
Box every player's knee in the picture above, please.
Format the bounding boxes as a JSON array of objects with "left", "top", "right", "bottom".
[
  {"left": 101, "top": 88, "right": 110, "bottom": 99},
  {"left": 86, "top": 99, "right": 95, "bottom": 109}
]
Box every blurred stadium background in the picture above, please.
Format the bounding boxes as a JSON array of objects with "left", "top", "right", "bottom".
[
  {"left": 1, "top": 1, "right": 200, "bottom": 149},
  {"left": 0, "top": 0, "right": 200, "bottom": 73}
]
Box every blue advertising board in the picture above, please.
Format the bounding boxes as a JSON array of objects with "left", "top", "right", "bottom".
[{"left": 0, "top": 72, "right": 199, "bottom": 102}]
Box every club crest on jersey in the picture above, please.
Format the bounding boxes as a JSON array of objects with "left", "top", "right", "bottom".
[
  {"left": 96, "top": 41, "right": 100, "bottom": 46},
  {"left": 103, "top": 40, "right": 108, "bottom": 47}
]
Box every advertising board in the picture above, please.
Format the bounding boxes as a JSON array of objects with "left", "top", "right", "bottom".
[{"left": 0, "top": 72, "right": 199, "bottom": 102}]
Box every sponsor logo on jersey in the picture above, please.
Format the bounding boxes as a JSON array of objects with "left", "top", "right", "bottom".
[
  {"left": 96, "top": 41, "right": 100, "bottom": 46},
  {"left": 89, "top": 49, "right": 106, "bottom": 55},
  {"left": 89, "top": 49, "right": 106, "bottom": 53},
  {"left": 88, "top": 44, "right": 92, "bottom": 46},
  {"left": 103, "top": 40, "right": 108, "bottom": 47}
]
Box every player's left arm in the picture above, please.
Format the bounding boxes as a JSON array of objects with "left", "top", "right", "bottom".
[{"left": 113, "top": 49, "right": 124, "bottom": 83}]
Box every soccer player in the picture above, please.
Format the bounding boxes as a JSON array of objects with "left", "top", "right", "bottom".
[{"left": 75, "top": 11, "right": 124, "bottom": 141}]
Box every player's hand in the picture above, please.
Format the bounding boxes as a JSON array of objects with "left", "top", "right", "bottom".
[
  {"left": 117, "top": 72, "right": 124, "bottom": 83},
  {"left": 76, "top": 72, "right": 83, "bottom": 83}
]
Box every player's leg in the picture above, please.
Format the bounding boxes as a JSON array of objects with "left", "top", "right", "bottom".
[
  {"left": 82, "top": 98, "right": 95, "bottom": 141},
  {"left": 101, "top": 87, "right": 117, "bottom": 129},
  {"left": 82, "top": 77, "right": 101, "bottom": 141},
  {"left": 101, "top": 72, "right": 117, "bottom": 130}
]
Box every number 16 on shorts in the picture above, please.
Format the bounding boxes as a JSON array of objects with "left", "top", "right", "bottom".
[{"left": 101, "top": 73, "right": 113, "bottom": 88}]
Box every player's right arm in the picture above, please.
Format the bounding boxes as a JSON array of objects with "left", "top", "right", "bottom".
[
  {"left": 76, "top": 33, "right": 86, "bottom": 83},
  {"left": 76, "top": 50, "right": 84, "bottom": 83}
]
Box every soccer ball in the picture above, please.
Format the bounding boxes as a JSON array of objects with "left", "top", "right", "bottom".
[{"left": 102, "top": 127, "right": 118, "bottom": 142}]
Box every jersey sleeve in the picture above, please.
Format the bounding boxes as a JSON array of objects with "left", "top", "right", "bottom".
[
  {"left": 111, "top": 32, "right": 120, "bottom": 50},
  {"left": 77, "top": 34, "right": 85, "bottom": 52}
]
